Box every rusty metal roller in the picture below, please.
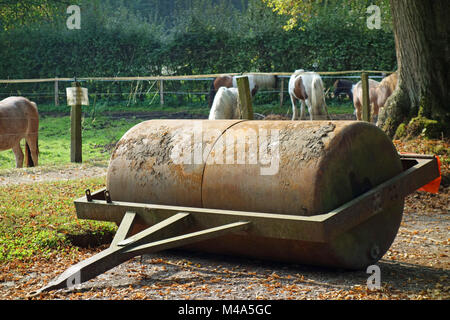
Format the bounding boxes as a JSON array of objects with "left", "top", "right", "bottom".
[{"left": 107, "top": 120, "right": 404, "bottom": 269}]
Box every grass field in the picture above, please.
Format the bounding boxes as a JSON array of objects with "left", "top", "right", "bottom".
[
  {"left": 0, "top": 112, "right": 142, "bottom": 170},
  {"left": 0, "top": 176, "right": 116, "bottom": 262}
]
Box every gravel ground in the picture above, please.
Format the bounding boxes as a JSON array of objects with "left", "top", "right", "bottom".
[
  {"left": 28, "top": 195, "right": 447, "bottom": 300},
  {"left": 0, "top": 162, "right": 108, "bottom": 186}
]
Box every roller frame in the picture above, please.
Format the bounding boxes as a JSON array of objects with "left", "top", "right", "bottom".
[{"left": 34, "top": 154, "right": 439, "bottom": 294}]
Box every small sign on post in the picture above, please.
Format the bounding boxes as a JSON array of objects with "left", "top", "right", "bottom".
[
  {"left": 66, "top": 82, "right": 89, "bottom": 163},
  {"left": 66, "top": 86, "right": 89, "bottom": 107},
  {"left": 235, "top": 76, "right": 254, "bottom": 120}
]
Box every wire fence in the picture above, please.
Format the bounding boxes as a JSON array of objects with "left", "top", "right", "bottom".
[
  {"left": 0, "top": 71, "right": 390, "bottom": 109},
  {"left": 0, "top": 71, "right": 392, "bottom": 168}
]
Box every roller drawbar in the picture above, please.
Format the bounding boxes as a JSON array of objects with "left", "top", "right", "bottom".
[{"left": 34, "top": 120, "right": 441, "bottom": 294}]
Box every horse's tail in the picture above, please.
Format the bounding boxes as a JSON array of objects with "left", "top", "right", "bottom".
[
  {"left": 311, "top": 76, "right": 320, "bottom": 111},
  {"left": 208, "top": 79, "right": 217, "bottom": 109},
  {"left": 25, "top": 136, "right": 38, "bottom": 168},
  {"left": 25, "top": 142, "right": 34, "bottom": 167},
  {"left": 312, "top": 76, "right": 330, "bottom": 119},
  {"left": 36, "top": 135, "right": 39, "bottom": 157}
]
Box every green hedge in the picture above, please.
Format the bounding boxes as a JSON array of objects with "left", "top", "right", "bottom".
[
  {"left": 0, "top": 14, "right": 396, "bottom": 78},
  {"left": 0, "top": 6, "right": 396, "bottom": 105}
]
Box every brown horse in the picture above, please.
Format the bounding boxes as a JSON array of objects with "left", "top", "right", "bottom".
[
  {"left": 0, "top": 96, "right": 39, "bottom": 168},
  {"left": 352, "top": 72, "right": 398, "bottom": 123},
  {"left": 375, "top": 72, "right": 398, "bottom": 114},
  {"left": 352, "top": 79, "right": 381, "bottom": 122},
  {"left": 208, "top": 75, "right": 234, "bottom": 108}
]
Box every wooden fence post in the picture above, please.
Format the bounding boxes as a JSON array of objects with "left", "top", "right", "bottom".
[
  {"left": 71, "top": 81, "right": 82, "bottom": 163},
  {"left": 361, "top": 72, "right": 371, "bottom": 122},
  {"left": 235, "top": 76, "right": 254, "bottom": 120},
  {"left": 159, "top": 80, "right": 164, "bottom": 105},
  {"left": 279, "top": 78, "right": 284, "bottom": 108},
  {"left": 54, "top": 77, "right": 59, "bottom": 106}
]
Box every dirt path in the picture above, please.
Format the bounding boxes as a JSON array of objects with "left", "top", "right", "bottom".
[{"left": 0, "top": 162, "right": 108, "bottom": 186}]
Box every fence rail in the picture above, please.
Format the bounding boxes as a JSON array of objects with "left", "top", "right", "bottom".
[
  {"left": 0, "top": 70, "right": 393, "bottom": 84},
  {"left": 0, "top": 70, "right": 392, "bottom": 112}
]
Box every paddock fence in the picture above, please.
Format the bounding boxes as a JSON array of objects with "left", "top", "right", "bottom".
[
  {"left": 0, "top": 70, "right": 393, "bottom": 168},
  {"left": 0, "top": 70, "right": 392, "bottom": 111}
]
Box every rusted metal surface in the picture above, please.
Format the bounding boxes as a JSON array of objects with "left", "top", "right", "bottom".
[
  {"left": 202, "top": 121, "right": 403, "bottom": 217},
  {"left": 108, "top": 120, "right": 403, "bottom": 216},
  {"left": 107, "top": 120, "right": 243, "bottom": 207},
  {"left": 101, "top": 120, "right": 414, "bottom": 269}
]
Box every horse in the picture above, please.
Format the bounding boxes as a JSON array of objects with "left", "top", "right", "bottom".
[
  {"left": 208, "top": 87, "right": 241, "bottom": 120},
  {"left": 352, "top": 72, "right": 398, "bottom": 123},
  {"left": 0, "top": 96, "right": 39, "bottom": 168},
  {"left": 208, "top": 73, "right": 278, "bottom": 108},
  {"left": 333, "top": 79, "right": 354, "bottom": 101},
  {"left": 352, "top": 79, "right": 380, "bottom": 122},
  {"left": 288, "top": 69, "right": 330, "bottom": 120},
  {"left": 375, "top": 72, "right": 398, "bottom": 117}
]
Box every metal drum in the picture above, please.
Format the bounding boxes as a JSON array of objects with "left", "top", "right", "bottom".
[{"left": 106, "top": 120, "right": 404, "bottom": 269}]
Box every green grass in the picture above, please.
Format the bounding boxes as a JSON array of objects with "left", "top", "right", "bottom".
[
  {"left": 0, "top": 113, "right": 142, "bottom": 169},
  {"left": 0, "top": 176, "right": 116, "bottom": 263}
]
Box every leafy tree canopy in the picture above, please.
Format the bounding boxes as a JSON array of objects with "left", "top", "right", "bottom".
[
  {"left": 0, "top": 0, "right": 71, "bottom": 30},
  {"left": 262, "top": 0, "right": 391, "bottom": 31}
]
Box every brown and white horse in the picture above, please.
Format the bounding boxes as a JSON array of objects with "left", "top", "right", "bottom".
[
  {"left": 288, "top": 69, "right": 330, "bottom": 120},
  {"left": 0, "top": 96, "right": 39, "bottom": 168},
  {"left": 352, "top": 72, "right": 398, "bottom": 123},
  {"left": 208, "top": 74, "right": 278, "bottom": 108}
]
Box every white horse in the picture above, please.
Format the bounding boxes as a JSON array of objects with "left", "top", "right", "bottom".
[
  {"left": 288, "top": 69, "right": 330, "bottom": 120},
  {"left": 208, "top": 87, "right": 241, "bottom": 120},
  {"left": 208, "top": 74, "right": 277, "bottom": 108}
]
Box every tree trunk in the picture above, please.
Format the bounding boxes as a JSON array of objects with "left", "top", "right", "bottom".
[{"left": 378, "top": 0, "right": 449, "bottom": 137}]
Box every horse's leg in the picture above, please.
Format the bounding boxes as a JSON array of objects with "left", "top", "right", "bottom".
[
  {"left": 300, "top": 100, "right": 309, "bottom": 120},
  {"left": 322, "top": 103, "right": 331, "bottom": 120},
  {"left": 12, "top": 142, "right": 24, "bottom": 168},
  {"left": 355, "top": 100, "right": 362, "bottom": 121},
  {"left": 25, "top": 134, "right": 39, "bottom": 167},
  {"left": 290, "top": 95, "right": 298, "bottom": 120},
  {"left": 372, "top": 102, "right": 379, "bottom": 124},
  {"left": 353, "top": 93, "right": 362, "bottom": 120}
]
